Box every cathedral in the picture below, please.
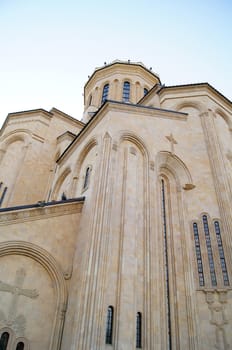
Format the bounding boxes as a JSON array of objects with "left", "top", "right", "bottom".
[{"left": 0, "top": 60, "right": 232, "bottom": 350}]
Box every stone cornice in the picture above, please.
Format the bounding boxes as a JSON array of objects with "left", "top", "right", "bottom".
[
  {"left": 57, "top": 131, "right": 76, "bottom": 143},
  {"left": 0, "top": 109, "right": 52, "bottom": 136},
  {"left": 0, "top": 108, "right": 85, "bottom": 137},
  {"left": 107, "top": 100, "right": 187, "bottom": 119},
  {"left": 50, "top": 107, "right": 84, "bottom": 129},
  {"left": 7, "top": 108, "right": 52, "bottom": 118},
  {"left": 0, "top": 198, "right": 85, "bottom": 225},
  {"left": 84, "top": 61, "right": 161, "bottom": 103},
  {"left": 85, "top": 61, "right": 160, "bottom": 89},
  {"left": 158, "top": 83, "right": 232, "bottom": 112}
]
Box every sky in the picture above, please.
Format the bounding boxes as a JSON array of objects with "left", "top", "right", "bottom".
[{"left": 0, "top": 0, "right": 231, "bottom": 127}]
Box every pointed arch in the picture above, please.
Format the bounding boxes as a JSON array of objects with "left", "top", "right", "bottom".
[
  {"left": 0, "top": 129, "right": 31, "bottom": 146},
  {"left": 214, "top": 107, "right": 232, "bottom": 131},
  {"left": 71, "top": 137, "right": 98, "bottom": 196},
  {"left": 51, "top": 167, "right": 72, "bottom": 200},
  {"left": 73, "top": 137, "right": 98, "bottom": 176},
  {"left": 122, "top": 81, "right": 131, "bottom": 102},
  {"left": 118, "top": 131, "right": 150, "bottom": 160},
  {"left": 174, "top": 100, "right": 205, "bottom": 114},
  {"left": 0, "top": 241, "right": 67, "bottom": 350},
  {"left": 156, "top": 151, "right": 195, "bottom": 190}
]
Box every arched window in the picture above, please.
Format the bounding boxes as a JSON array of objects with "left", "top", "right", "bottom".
[
  {"left": 0, "top": 186, "right": 7, "bottom": 207},
  {"left": 193, "top": 222, "right": 204, "bottom": 286},
  {"left": 105, "top": 306, "right": 113, "bottom": 344},
  {"left": 83, "top": 166, "right": 91, "bottom": 190},
  {"left": 161, "top": 178, "right": 172, "bottom": 347},
  {"left": 88, "top": 94, "right": 92, "bottom": 106},
  {"left": 16, "top": 342, "right": 24, "bottom": 350},
  {"left": 214, "top": 221, "right": 229, "bottom": 286},
  {"left": 0, "top": 332, "right": 9, "bottom": 350},
  {"left": 202, "top": 215, "right": 217, "bottom": 286},
  {"left": 122, "top": 81, "right": 130, "bottom": 102},
  {"left": 136, "top": 312, "right": 142, "bottom": 348},
  {"left": 101, "top": 84, "right": 109, "bottom": 104},
  {"left": 144, "top": 88, "right": 148, "bottom": 96}
]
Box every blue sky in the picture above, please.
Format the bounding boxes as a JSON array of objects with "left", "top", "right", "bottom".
[{"left": 0, "top": 0, "right": 231, "bottom": 126}]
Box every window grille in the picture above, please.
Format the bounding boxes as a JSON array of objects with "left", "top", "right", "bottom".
[
  {"left": 193, "top": 223, "right": 205, "bottom": 286},
  {"left": 102, "top": 84, "right": 109, "bottom": 103},
  {"left": 122, "top": 81, "right": 130, "bottom": 102},
  {"left": 214, "top": 221, "right": 229, "bottom": 286},
  {"left": 202, "top": 215, "right": 217, "bottom": 286}
]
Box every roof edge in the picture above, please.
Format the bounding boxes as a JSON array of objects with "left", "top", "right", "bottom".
[
  {"left": 158, "top": 82, "right": 232, "bottom": 107},
  {"left": 84, "top": 61, "right": 161, "bottom": 90}
]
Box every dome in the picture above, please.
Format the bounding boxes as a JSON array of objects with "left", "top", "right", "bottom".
[{"left": 82, "top": 60, "right": 161, "bottom": 122}]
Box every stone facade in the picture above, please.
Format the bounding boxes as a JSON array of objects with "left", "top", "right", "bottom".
[{"left": 0, "top": 60, "right": 232, "bottom": 349}]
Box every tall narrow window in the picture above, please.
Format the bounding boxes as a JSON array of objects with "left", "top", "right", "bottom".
[
  {"left": 161, "top": 179, "right": 172, "bottom": 349},
  {"left": 122, "top": 81, "right": 130, "bottom": 102},
  {"left": 144, "top": 88, "right": 148, "bottom": 96},
  {"left": 193, "top": 223, "right": 205, "bottom": 286},
  {"left": 214, "top": 221, "right": 229, "bottom": 286},
  {"left": 202, "top": 215, "right": 217, "bottom": 286},
  {"left": 136, "top": 312, "right": 142, "bottom": 348},
  {"left": 105, "top": 306, "right": 113, "bottom": 344},
  {"left": 83, "top": 166, "right": 91, "bottom": 190},
  {"left": 0, "top": 187, "right": 7, "bottom": 207},
  {"left": 102, "top": 84, "right": 109, "bottom": 104},
  {"left": 0, "top": 332, "right": 9, "bottom": 350},
  {"left": 88, "top": 94, "right": 92, "bottom": 106},
  {"left": 16, "top": 342, "right": 25, "bottom": 350}
]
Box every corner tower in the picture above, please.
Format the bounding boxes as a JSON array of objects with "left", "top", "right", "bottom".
[{"left": 82, "top": 60, "right": 161, "bottom": 122}]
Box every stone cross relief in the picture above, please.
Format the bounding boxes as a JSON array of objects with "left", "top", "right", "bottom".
[
  {"left": 0, "top": 268, "right": 39, "bottom": 336},
  {"left": 205, "top": 291, "right": 229, "bottom": 350},
  {"left": 166, "top": 133, "right": 177, "bottom": 154}
]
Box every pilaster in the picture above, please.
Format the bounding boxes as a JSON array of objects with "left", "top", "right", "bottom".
[{"left": 199, "top": 110, "right": 232, "bottom": 283}]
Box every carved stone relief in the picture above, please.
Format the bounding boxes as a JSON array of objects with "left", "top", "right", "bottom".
[
  {"left": 0, "top": 268, "right": 39, "bottom": 337},
  {"left": 205, "top": 290, "right": 229, "bottom": 350}
]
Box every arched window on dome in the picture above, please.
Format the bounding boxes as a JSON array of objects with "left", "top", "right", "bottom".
[
  {"left": 122, "top": 81, "right": 130, "bottom": 102},
  {"left": 144, "top": 88, "right": 148, "bottom": 96},
  {"left": 101, "top": 84, "right": 109, "bottom": 104},
  {"left": 105, "top": 306, "right": 114, "bottom": 344},
  {"left": 88, "top": 94, "right": 92, "bottom": 106},
  {"left": 0, "top": 332, "right": 9, "bottom": 350},
  {"left": 16, "top": 342, "right": 25, "bottom": 350}
]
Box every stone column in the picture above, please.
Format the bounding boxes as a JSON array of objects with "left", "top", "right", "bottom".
[
  {"left": 135, "top": 82, "right": 142, "bottom": 102},
  {"left": 72, "top": 132, "right": 113, "bottom": 350}
]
